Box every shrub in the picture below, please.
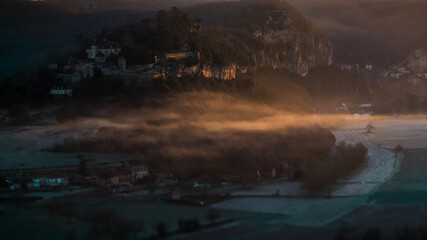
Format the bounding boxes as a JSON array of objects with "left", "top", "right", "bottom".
[
  {"left": 394, "top": 144, "right": 404, "bottom": 153},
  {"left": 302, "top": 142, "right": 367, "bottom": 192},
  {"left": 366, "top": 121, "right": 375, "bottom": 133}
]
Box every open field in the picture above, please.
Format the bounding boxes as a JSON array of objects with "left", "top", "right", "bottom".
[
  {"left": 192, "top": 118, "right": 427, "bottom": 238},
  {"left": 0, "top": 206, "right": 86, "bottom": 240},
  {"left": 215, "top": 117, "right": 405, "bottom": 199},
  {"left": 331, "top": 126, "right": 401, "bottom": 196},
  {"left": 4, "top": 117, "right": 427, "bottom": 239},
  {"left": 0, "top": 200, "right": 287, "bottom": 239},
  {"left": 0, "top": 122, "right": 130, "bottom": 170},
  {"left": 374, "top": 119, "right": 427, "bottom": 149},
  {"left": 212, "top": 196, "right": 367, "bottom": 227},
  {"left": 332, "top": 118, "right": 427, "bottom": 149},
  {"left": 373, "top": 148, "right": 427, "bottom": 204},
  {"left": 212, "top": 117, "right": 411, "bottom": 225}
]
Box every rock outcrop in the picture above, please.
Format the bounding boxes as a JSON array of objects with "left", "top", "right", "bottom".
[
  {"left": 190, "top": 0, "right": 333, "bottom": 77},
  {"left": 169, "top": 64, "right": 238, "bottom": 80},
  {"left": 257, "top": 28, "right": 333, "bottom": 77}
]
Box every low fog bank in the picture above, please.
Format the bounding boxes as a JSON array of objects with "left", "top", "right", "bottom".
[
  {"left": 42, "top": 91, "right": 374, "bottom": 184},
  {"left": 50, "top": 91, "right": 339, "bottom": 154}
]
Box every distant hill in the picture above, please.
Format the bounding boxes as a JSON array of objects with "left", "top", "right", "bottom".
[
  {"left": 287, "top": 0, "right": 427, "bottom": 67},
  {"left": 186, "top": 0, "right": 333, "bottom": 76},
  {"left": 105, "top": 0, "right": 332, "bottom": 76}
]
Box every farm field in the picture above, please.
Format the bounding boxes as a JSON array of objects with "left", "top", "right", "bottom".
[
  {"left": 372, "top": 148, "right": 427, "bottom": 204},
  {"left": 0, "top": 121, "right": 130, "bottom": 170},
  {"left": 331, "top": 127, "right": 400, "bottom": 196},
  {"left": 371, "top": 119, "right": 427, "bottom": 149},
  {"left": 189, "top": 118, "right": 427, "bottom": 239},
  {"left": 212, "top": 196, "right": 367, "bottom": 226},
  {"left": 215, "top": 117, "right": 404, "bottom": 199},
  {"left": 4, "top": 117, "right": 427, "bottom": 239},
  {"left": 212, "top": 118, "right": 427, "bottom": 227}
]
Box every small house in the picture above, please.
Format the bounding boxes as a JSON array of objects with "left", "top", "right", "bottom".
[{"left": 130, "top": 165, "right": 149, "bottom": 181}]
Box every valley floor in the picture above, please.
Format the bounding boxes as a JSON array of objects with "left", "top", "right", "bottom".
[
  {"left": 3, "top": 117, "right": 427, "bottom": 239},
  {"left": 212, "top": 119, "right": 402, "bottom": 224},
  {"left": 173, "top": 118, "right": 427, "bottom": 239}
]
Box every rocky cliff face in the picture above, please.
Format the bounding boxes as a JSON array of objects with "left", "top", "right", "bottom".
[
  {"left": 256, "top": 27, "right": 333, "bottom": 76},
  {"left": 168, "top": 64, "right": 238, "bottom": 80},
  {"left": 190, "top": 0, "right": 333, "bottom": 77},
  {"left": 245, "top": 5, "right": 333, "bottom": 76}
]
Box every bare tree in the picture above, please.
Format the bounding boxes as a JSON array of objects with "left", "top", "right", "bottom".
[
  {"left": 366, "top": 121, "right": 375, "bottom": 133},
  {"left": 394, "top": 144, "right": 404, "bottom": 153},
  {"left": 206, "top": 208, "right": 221, "bottom": 224},
  {"left": 156, "top": 222, "right": 167, "bottom": 237}
]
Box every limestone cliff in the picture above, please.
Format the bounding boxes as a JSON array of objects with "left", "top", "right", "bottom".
[
  {"left": 257, "top": 27, "right": 333, "bottom": 77},
  {"left": 190, "top": 0, "right": 333, "bottom": 77},
  {"left": 108, "top": 2, "right": 332, "bottom": 80},
  {"left": 168, "top": 64, "right": 238, "bottom": 80}
]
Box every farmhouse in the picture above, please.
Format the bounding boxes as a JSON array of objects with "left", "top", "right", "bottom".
[
  {"left": 86, "top": 38, "right": 121, "bottom": 59},
  {"left": 96, "top": 163, "right": 150, "bottom": 187},
  {"left": 97, "top": 170, "right": 132, "bottom": 187},
  {"left": 130, "top": 165, "right": 149, "bottom": 181}
]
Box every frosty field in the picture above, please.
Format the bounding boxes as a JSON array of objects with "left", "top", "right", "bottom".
[
  {"left": 0, "top": 122, "right": 130, "bottom": 170},
  {"left": 213, "top": 117, "right": 427, "bottom": 227}
]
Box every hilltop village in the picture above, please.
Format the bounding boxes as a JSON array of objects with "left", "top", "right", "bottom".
[
  {"left": 44, "top": 5, "right": 335, "bottom": 97},
  {"left": 49, "top": 38, "right": 241, "bottom": 97},
  {"left": 380, "top": 48, "right": 427, "bottom": 86}
]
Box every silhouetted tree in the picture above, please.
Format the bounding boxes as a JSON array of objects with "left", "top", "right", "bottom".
[
  {"left": 366, "top": 121, "right": 375, "bottom": 133},
  {"left": 156, "top": 222, "right": 167, "bottom": 237},
  {"left": 206, "top": 208, "right": 221, "bottom": 224},
  {"left": 404, "top": 92, "right": 419, "bottom": 113},
  {"left": 363, "top": 228, "right": 381, "bottom": 240},
  {"left": 20, "top": 181, "right": 28, "bottom": 189},
  {"left": 77, "top": 154, "right": 88, "bottom": 176},
  {"left": 394, "top": 144, "right": 404, "bottom": 153},
  {"left": 0, "top": 177, "right": 8, "bottom": 188}
]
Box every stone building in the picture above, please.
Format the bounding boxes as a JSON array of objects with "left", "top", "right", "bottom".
[{"left": 86, "top": 39, "right": 121, "bottom": 59}]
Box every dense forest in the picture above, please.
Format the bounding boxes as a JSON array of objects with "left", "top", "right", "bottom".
[
  {"left": 104, "top": 1, "right": 330, "bottom": 68},
  {"left": 103, "top": 6, "right": 269, "bottom": 66}
]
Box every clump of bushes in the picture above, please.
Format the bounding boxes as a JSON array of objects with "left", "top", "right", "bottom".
[
  {"left": 303, "top": 141, "right": 367, "bottom": 192},
  {"left": 394, "top": 144, "right": 404, "bottom": 153}
]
